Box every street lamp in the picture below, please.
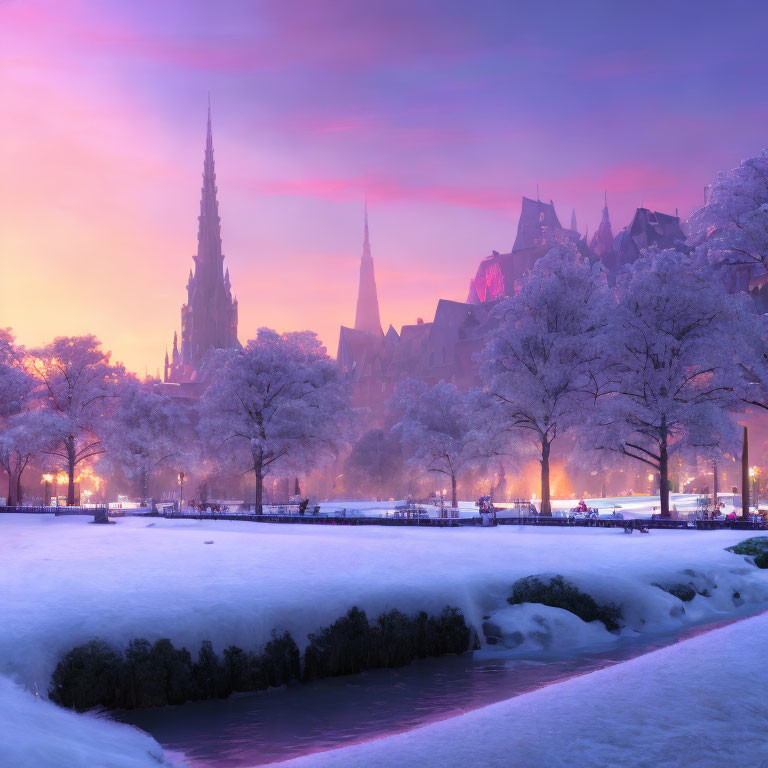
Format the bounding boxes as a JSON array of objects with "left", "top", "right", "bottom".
[
  {"left": 749, "top": 466, "right": 760, "bottom": 511},
  {"left": 177, "top": 472, "right": 185, "bottom": 509},
  {"left": 42, "top": 474, "right": 53, "bottom": 506},
  {"left": 648, "top": 473, "right": 655, "bottom": 496}
]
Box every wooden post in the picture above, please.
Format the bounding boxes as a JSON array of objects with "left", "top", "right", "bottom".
[{"left": 742, "top": 426, "right": 750, "bottom": 520}]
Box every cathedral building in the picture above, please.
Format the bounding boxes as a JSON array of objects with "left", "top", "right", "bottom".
[
  {"left": 339, "top": 194, "right": 687, "bottom": 421},
  {"left": 338, "top": 204, "right": 494, "bottom": 420},
  {"left": 467, "top": 197, "right": 587, "bottom": 304},
  {"left": 164, "top": 101, "right": 239, "bottom": 391}
]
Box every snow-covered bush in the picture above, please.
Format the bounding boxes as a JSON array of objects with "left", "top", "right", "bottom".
[
  {"left": 49, "top": 640, "right": 123, "bottom": 711},
  {"left": 50, "top": 631, "right": 302, "bottom": 711},
  {"left": 653, "top": 583, "right": 697, "bottom": 602},
  {"left": 726, "top": 536, "right": 768, "bottom": 557},
  {"left": 508, "top": 575, "right": 622, "bottom": 632},
  {"left": 49, "top": 605, "right": 470, "bottom": 710},
  {"left": 303, "top": 606, "right": 470, "bottom": 681}
]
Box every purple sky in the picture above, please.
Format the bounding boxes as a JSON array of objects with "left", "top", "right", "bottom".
[{"left": 1, "top": 0, "right": 767, "bottom": 373}]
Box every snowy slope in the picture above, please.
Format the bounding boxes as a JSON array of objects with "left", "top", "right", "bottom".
[
  {"left": 272, "top": 610, "right": 768, "bottom": 768},
  {"left": 0, "top": 676, "right": 178, "bottom": 768},
  {"left": 2, "top": 513, "right": 767, "bottom": 691}
]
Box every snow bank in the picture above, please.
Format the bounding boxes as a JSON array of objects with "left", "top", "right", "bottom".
[
  {"left": 482, "top": 603, "right": 617, "bottom": 653},
  {"left": 2, "top": 513, "right": 768, "bottom": 694},
  {"left": 0, "top": 676, "right": 177, "bottom": 768},
  {"left": 272, "top": 610, "right": 768, "bottom": 768}
]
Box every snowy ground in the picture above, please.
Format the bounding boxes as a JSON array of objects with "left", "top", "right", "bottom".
[
  {"left": 0, "top": 676, "right": 175, "bottom": 768},
  {"left": 273, "top": 609, "right": 768, "bottom": 768},
  {"left": 2, "top": 512, "right": 767, "bottom": 767},
  {"left": 2, "top": 512, "right": 766, "bottom": 687}
]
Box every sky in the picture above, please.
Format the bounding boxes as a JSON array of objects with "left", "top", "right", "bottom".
[{"left": 1, "top": 0, "right": 767, "bottom": 375}]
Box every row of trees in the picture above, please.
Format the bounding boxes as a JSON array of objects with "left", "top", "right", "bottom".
[
  {"left": 3, "top": 151, "right": 768, "bottom": 515},
  {"left": 379, "top": 246, "right": 759, "bottom": 517},
  {"left": 363, "top": 150, "right": 768, "bottom": 516},
  {"left": 0, "top": 331, "right": 353, "bottom": 511}
]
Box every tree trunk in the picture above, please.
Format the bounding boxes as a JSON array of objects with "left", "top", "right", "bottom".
[
  {"left": 712, "top": 459, "right": 718, "bottom": 514},
  {"left": 540, "top": 439, "right": 551, "bottom": 516},
  {"left": 253, "top": 452, "right": 264, "bottom": 514},
  {"left": 6, "top": 471, "right": 18, "bottom": 507},
  {"left": 65, "top": 436, "right": 77, "bottom": 507},
  {"left": 16, "top": 470, "right": 23, "bottom": 506},
  {"left": 659, "top": 442, "right": 670, "bottom": 518},
  {"left": 141, "top": 469, "right": 149, "bottom": 507},
  {"left": 450, "top": 472, "right": 457, "bottom": 509},
  {"left": 657, "top": 417, "right": 670, "bottom": 519},
  {"left": 742, "top": 425, "right": 750, "bottom": 520}
]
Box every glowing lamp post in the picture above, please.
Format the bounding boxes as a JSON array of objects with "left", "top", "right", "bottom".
[
  {"left": 42, "top": 474, "right": 53, "bottom": 506},
  {"left": 177, "top": 472, "right": 185, "bottom": 509},
  {"left": 648, "top": 473, "right": 655, "bottom": 497},
  {"left": 749, "top": 466, "right": 760, "bottom": 511}
]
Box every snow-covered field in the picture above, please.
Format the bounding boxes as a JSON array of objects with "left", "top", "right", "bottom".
[
  {"left": 2, "top": 512, "right": 766, "bottom": 686},
  {"left": 274, "top": 609, "right": 768, "bottom": 768},
  {"left": 2, "top": 512, "right": 767, "bottom": 767}
]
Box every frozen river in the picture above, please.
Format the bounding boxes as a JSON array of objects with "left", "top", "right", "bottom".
[{"left": 117, "top": 606, "right": 763, "bottom": 767}]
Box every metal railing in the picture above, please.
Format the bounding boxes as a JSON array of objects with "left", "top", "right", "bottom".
[{"left": 0, "top": 505, "right": 109, "bottom": 516}]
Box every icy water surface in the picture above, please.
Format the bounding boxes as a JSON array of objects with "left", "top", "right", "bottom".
[{"left": 117, "top": 609, "right": 762, "bottom": 767}]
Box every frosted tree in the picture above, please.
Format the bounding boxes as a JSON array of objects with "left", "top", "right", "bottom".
[
  {"left": 30, "top": 336, "right": 123, "bottom": 506},
  {"left": 0, "top": 331, "right": 38, "bottom": 505},
  {"left": 199, "top": 329, "right": 350, "bottom": 513},
  {"left": 343, "top": 429, "right": 405, "bottom": 501},
  {"left": 589, "top": 249, "right": 747, "bottom": 517},
  {"left": 481, "top": 246, "right": 611, "bottom": 515},
  {"left": 688, "top": 150, "right": 768, "bottom": 288},
  {"left": 390, "top": 380, "right": 498, "bottom": 508},
  {"left": 0, "top": 410, "right": 61, "bottom": 506},
  {"left": 102, "top": 378, "right": 190, "bottom": 505}
]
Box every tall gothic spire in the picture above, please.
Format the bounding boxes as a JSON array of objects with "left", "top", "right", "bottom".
[
  {"left": 196, "top": 93, "right": 223, "bottom": 273},
  {"left": 175, "top": 98, "right": 239, "bottom": 372},
  {"left": 354, "top": 199, "right": 383, "bottom": 336},
  {"left": 591, "top": 191, "right": 615, "bottom": 259},
  {"left": 570, "top": 208, "right": 578, "bottom": 233}
]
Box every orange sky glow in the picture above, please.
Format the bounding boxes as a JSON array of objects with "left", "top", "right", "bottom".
[{"left": 2, "top": 1, "right": 767, "bottom": 374}]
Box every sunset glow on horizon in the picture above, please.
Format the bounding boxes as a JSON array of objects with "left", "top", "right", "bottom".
[{"left": 2, "top": 0, "right": 768, "bottom": 374}]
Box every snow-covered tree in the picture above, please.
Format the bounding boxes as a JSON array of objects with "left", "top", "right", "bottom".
[
  {"left": 688, "top": 149, "right": 768, "bottom": 289},
  {"left": 199, "top": 329, "right": 350, "bottom": 513},
  {"left": 390, "top": 379, "right": 495, "bottom": 508},
  {"left": 102, "top": 378, "right": 190, "bottom": 504},
  {"left": 30, "top": 336, "right": 123, "bottom": 506},
  {"left": 0, "top": 410, "right": 60, "bottom": 506},
  {"left": 480, "top": 246, "right": 611, "bottom": 515},
  {"left": 343, "top": 429, "right": 405, "bottom": 501},
  {"left": 0, "top": 331, "right": 38, "bottom": 505},
  {"left": 589, "top": 249, "right": 747, "bottom": 517}
]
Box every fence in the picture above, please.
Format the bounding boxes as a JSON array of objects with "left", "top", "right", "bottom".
[
  {"left": 1, "top": 506, "right": 764, "bottom": 531},
  {"left": 0, "top": 505, "right": 110, "bottom": 516},
  {"left": 495, "top": 516, "right": 765, "bottom": 531}
]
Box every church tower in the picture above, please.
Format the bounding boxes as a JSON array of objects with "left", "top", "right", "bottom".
[
  {"left": 166, "top": 99, "right": 239, "bottom": 383},
  {"left": 590, "top": 193, "right": 618, "bottom": 280},
  {"left": 354, "top": 201, "right": 383, "bottom": 336}
]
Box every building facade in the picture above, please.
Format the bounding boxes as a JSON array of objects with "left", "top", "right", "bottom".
[{"left": 339, "top": 195, "right": 687, "bottom": 421}]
